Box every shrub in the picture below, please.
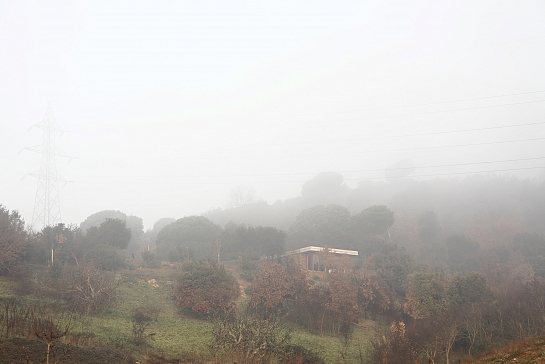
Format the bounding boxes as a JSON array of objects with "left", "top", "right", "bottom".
[
  {"left": 0, "top": 205, "right": 27, "bottom": 273},
  {"left": 238, "top": 256, "right": 260, "bottom": 282},
  {"left": 49, "top": 261, "right": 63, "bottom": 279},
  {"left": 368, "top": 321, "right": 420, "bottom": 364},
  {"left": 131, "top": 306, "right": 156, "bottom": 346},
  {"left": 86, "top": 244, "right": 126, "bottom": 271},
  {"left": 174, "top": 261, "right": 239, "bottom": 317},
  {"left": 60, "top": 264, "right": 117, "bottom": 314},
  {"left": 210, "top": 312, "right": 291, "bottom": 363},
  {"left": 9, "top": 265, "right": 38, "bottom": 296},
  {"left": 141, "top": 250, "right": 161, "bottom": 268}
]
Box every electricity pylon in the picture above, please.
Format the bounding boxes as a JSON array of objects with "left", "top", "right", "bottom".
[{"left": 24, "top": 105, "right": 70, "bottom": 229}]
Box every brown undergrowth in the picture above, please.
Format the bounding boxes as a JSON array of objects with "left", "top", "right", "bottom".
[{"left": 464, "top": 336, "right": 545, "bottom": 363}]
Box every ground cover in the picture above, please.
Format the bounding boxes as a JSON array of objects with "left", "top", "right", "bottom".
[
  {"left": 464, "top": 336, "right": 545, "bottom": 364},
  {"left": 0, "top": 337, "right": 135, "bottom": 364},
  {"left": 0, "top": 263, "right": 377, "bottom": 363},
  {"left": 77, "top": 265, "right": 213, "bottom": 360},
  {"left": 291, "top": 322, "right": 374, "bottom": 363}
]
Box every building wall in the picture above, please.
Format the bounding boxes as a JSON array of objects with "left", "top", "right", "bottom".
[{"left": 288, "top": 252, "right": 321, "bottom": 271}]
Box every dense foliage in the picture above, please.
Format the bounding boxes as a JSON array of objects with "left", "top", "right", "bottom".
[
  {"left": 85, "top": 218, "right": 132, "bottom": 250},
  {"left": 5, "top": 174, "right": 545, "bottom": 362},
  {"left": 80, "top": 210, "right": 144, "bottom": 253},
  {"left": 220, "top": 223, "right": 286, "bottom": 261},
  {"left": 0, "top": 205, "right": 27, "bottom": 273},
  {"left": 155, "top": 216, "right": 221, "bottom": 262},
  {"left": 174, "top": 261, "right": 240, "bottom": 316}
]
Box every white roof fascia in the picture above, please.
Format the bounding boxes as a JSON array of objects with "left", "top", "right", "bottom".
[{"left": 284, "top": 246, "right": 358, "bottom": 257}]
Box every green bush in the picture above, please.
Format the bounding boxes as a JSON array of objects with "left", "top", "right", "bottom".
[
  {"left": 141, "top": 250, "right": 161, "bottom": 268},
  {"left": 9, "top": 265, "right": 38, "bottom": 295},
  {"left": 174, "top": 261, "right": 239, "bottom": 317},
  {"left": 87, "top": 244, "right": 126, "bottom": 271},
  {"left": 50, "top": 261, "right": 63, "bottom": 279},
  {"left": 238, "top": 256, "right": 260, "bottom": 281}
]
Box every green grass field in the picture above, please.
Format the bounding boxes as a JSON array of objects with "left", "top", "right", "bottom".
[{"left": 1, "top": 264, "right": 377, "bottom": 363}]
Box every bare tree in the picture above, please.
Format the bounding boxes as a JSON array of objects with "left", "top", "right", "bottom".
[
  {"left": 228, "top": 186, "right": 257, "bottom": 208},
  {"left": 29, "top": 309, "right": 74, "bottom": 364},
  {"left": 460, "top": 303, "right": 484, "bottom": 357},
  {"left": 210, "top": 311, "right": 291, "bottom": 363},
  {"left": 0, "top": 298, "right": 33, "bottom": 338},
  {"left": 369, "top": 321, "right": 420, "bottom": 364},
  {"left": 441, "top": 318, "right": 459, "bottom": 364},
  {"left": 60, "top": 264, "right": 117, "bottom": 314}
]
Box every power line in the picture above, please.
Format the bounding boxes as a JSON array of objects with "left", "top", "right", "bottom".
[
  {"left": 74, "top": 118, "right": 545, "bottom": 154},
  {"left": 66, "top": 91, "right": 545, "bottom": 149},
  {"left": 70, "top": 156, "right": 545, "bottom": 179},
  {"left": 82, "top": 136, "right": 545, "bottom": 160},
  {"left": 118, "top": 120, "right": 545, "bottom": 150},
  {"left": 304, "top": 99, "right": 545, "bottom": 127},
  {"left": 239, "top": 121, "right": 545, "bottom": 147},
  {"left": 357, "top": 136, "right": 545, "bottom": 155},
  {"left": 269, "top": 136, "right": 545, "bottom": 157},
  {"left": 57, "top": 89, "right": 545, "bottom": 158},
  {"left": 195, "top": 88, "right": 545, "bottom": 126},
  {"left": 262, "top": 89, "right": 545, "bottom": 120},
  {"left": 433, "top": 34, "right": 545, "bottom": 55},
  {"left": 375, "top": 89, "right": 545, "bottom": 109},
  {"left": 71, "top": 165, "right": 545, "bottom": 186},
  {"left": 347, "top": 166, "right": 545, "bottom": 182}
]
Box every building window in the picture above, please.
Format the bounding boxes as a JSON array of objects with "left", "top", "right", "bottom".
[{"left": 307, "top": 254, "right": 320, "bottom": 270}]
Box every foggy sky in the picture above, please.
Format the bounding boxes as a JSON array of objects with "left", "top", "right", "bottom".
[{"left": 1, "top": 1, "right": 545, "bottom": 229}]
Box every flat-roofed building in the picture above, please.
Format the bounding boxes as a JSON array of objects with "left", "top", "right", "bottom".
[{"left": 283, "top": 246, "right": 358, "bottom": 271}]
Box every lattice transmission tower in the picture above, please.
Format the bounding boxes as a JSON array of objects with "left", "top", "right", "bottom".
[{"left": 24, "top": 105, "right": 70, "bottom": 229}]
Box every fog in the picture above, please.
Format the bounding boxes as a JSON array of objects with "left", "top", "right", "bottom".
[{"left": 1, "top": 1, "right": 545, "bottom": 229}]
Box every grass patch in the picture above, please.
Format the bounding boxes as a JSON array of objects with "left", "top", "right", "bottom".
[
  {"left": 290, "top": 321, "right": 375, "bottom": 364},
  {"left": 1, "top": 264, "right": 377, "bottom": 363},
  {"left": 77, "top": 267, "right": 213, "bottom": 359}
]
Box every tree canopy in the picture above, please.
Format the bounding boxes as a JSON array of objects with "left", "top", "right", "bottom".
[
  {"left": 80, "top": 210, "right": 144, "bottom": 252},
  {"left": 28, "top": 223, "right": 82, "bottom": 266},
  {"left": 85, "top": 218, "right": 132, "bottom": 250},
  {"left": 155, "top": 216, "right": 221, "bottom": 261},
  {"left": 220, "top": 223, "right": 286, "bottom": 261},
  {"left": 301, "top": 172, "right": 349, "bottom": 206},
  {"left": 287, "top": 204, "right": 350, "bottom": 250},
  {"left": 346, "top": 205, "right": 395, "bottom": 255},
  {"left": 418, "top": 211, "right": 442, "bottom": 245},
  {"left": 0, "top": 205, "right": 27, "bottom": 272},
  {"left": 350, "top": 205, "right": 394, "bottom": 236}
]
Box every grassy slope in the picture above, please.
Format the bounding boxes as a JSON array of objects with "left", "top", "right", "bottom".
[
  {"left": 83, "top": 266, "right": 213, "bottom": 359},
  {"left": 291, "top": 324, "right": 373, "bottom": 363},
  {"left": 464, "top": 337, "right": 545, "bottom": 364},
  {"left": 0, "top": 264, "right": 377, "bottom": 363}
]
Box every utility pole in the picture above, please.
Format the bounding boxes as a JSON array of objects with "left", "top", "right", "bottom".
[{"left": 23, "top": 105, "right": 70, "bottom": 229}]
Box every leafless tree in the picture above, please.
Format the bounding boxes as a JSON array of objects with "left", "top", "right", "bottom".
[
  {"left": 228, "top": 186, "right": 257, "bottom": 208},
  {"left": 210, "top": 311, "right": 291, "bottom": 363},
  {"left": 60, "top": 264, "right": 117, "bottom": 314},
  {"left": 28, "top": 308, "right": 74, "bottom": 364}
]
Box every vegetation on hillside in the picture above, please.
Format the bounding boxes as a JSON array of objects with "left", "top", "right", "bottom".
[
  {"left": 2, "top": 174, "right": 545, "bottom": 362},
  {"left": 464, "top": 336, "right": 545, "bottom": 364}
]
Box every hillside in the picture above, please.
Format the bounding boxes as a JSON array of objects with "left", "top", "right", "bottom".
[
  {"left": 0, "top": 263, "right": 377, "bottom": 364},
  {"left": 465, "top": 337, "right": 545, "bottom": 364}
]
